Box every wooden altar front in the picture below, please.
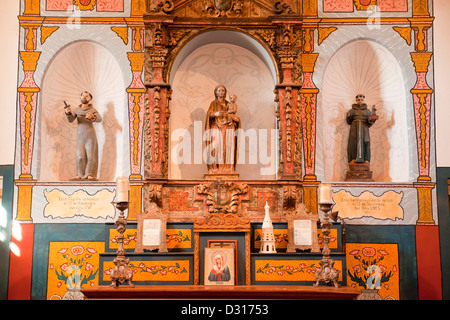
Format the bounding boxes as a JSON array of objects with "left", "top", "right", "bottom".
[
  {"left": 95, "top": 0, "right": 351, "bottom": 298},
  {"left": 193, "top": 212, "right": 251, "bottom": 285},
  {"left": 81, "top": 284, "right": 360, "bottom": 300}
]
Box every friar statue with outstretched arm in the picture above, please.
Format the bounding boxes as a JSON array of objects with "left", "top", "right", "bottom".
[
  {"left": 64, "top": 91, "right": 102, "bottom": 180},
  {"left": 346, "top": 94, "right": 378, "bottom": 164}
]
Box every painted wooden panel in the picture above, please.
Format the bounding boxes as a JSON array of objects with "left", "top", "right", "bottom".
[
  {"left": 47, "top": 241, "right": 104, "bottom": 300},
  {"left": 346, "top": 243, "right": 399, "bottom": 300},
  {"left": 323, "top": 0, "right": 354, "bottom": 12},
  {"left": 103, "top": 260, "right": 190, "bottom": 282}
]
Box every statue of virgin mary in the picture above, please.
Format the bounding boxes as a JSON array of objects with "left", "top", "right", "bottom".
[{"left": 205, "top": 85, "right": 240, "bottom": 174}]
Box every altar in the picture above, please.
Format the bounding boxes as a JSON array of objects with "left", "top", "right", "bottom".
[
  {"left": 96, "top": 209, "right": 348, "bottom": 292},
  {"left": 81, "top": 284, "right": 360, "bottom": 300},
  {"left": 6, "top": 0, "right": 443, "bottom": 302},
  {"left": 85, "top": 0, "right": 353, "bottom": 298}
]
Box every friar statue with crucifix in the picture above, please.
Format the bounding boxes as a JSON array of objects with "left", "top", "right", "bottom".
[
  {"left": 64, "top": 91, "right": 102, "bottom": 181},
  {"left": 345, "top": 94, "right": 378, "bottom": 181}
]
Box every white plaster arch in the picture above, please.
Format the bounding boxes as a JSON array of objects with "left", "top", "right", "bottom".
[
  {"left": 169, "top": 31, "right": 278, "bottom": 180},
  {"left": 321, "top": 39, "right": 410, "bottom": 182},
  {"left": 39, "top": 40, "right": 126, "bottom": 181}
]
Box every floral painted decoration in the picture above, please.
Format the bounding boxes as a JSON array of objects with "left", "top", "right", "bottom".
[
  {"left": 347, "top": 246, "right": 397, "bottom": 289},
  {"left": 53, "top": 245, "right": 99, "bottom": 290}
]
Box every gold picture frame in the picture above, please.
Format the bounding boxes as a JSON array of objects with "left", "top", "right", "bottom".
[
  {"left": 204, "top": 247, "right": 235, "bottom": 286},
  {"left": 135, "top": 202, "right": 168, "bottom": 253}
]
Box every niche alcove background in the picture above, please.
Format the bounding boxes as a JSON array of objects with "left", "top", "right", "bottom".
[
  {"left": 169, "top": 31, "right": 278, "bottom": 180},
  {"left": 39, "top": 41, "right": 126, "bottom": 182},
  {"left": 321, "top": 39, "right": 410, "bottom": 182}
]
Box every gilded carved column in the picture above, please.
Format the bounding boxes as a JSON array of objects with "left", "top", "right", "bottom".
[
  {"left": 301, "top": 22, "right": 320, "bottom": 214},
  {"left": 410, "top": 52, "right": 433, "bottom": 183},
  {"left": 274, "top": 22, "right": 302, "bottom": 180},
  {"left": 410, "top": 1, "right": 435, "bottom": 224},
  {"left": 127, "top": 24, "right": 146, "bottom": 220},
  {"left": 144, "top": 22, "right": 172, "bottom": 180}
]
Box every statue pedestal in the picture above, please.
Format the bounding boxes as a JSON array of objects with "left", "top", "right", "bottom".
[
  {"left": 204, "top": 173, "right": 240, "bottom": 180},
  {"left": 345, "top": 161, "right": 373, "bottom": 182},
  {"left": 69, "top": 177, "right": 98, "bottom": 181}
]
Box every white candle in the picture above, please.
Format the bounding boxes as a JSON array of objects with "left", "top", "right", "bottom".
[
  {"left": 318, "top": 184, "right": 332, "bottom": 204},
  {"left": 116, "top": 176, "right": 129, "bottom": 202}
]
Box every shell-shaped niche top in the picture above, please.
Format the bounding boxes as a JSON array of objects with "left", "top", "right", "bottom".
[
  {"left": 321, "top": 39, "right": 409, "bottom": 182},
  {"left": 40, "top": 41, "right": 126, "bottom": 182}
]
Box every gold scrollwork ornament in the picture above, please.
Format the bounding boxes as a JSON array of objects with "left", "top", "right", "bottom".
[
  {"left": 198, "top": 181, "right": 248, "bottom": 214},
  {"left": 148, "top": 0, "right": 175, "bottom": 14}
]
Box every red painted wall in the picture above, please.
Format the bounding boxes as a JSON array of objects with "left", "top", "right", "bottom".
[
  {"left": 8, "top": 224, "right": 34, "bottom": 300},
  {"left": 416, "top": 225, "right": 442, "bottom": 300}
]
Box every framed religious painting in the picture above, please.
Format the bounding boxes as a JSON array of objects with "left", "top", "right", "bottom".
[
  {"left": 135, "top": 202, "right": 168, "bottom": 253},
  {"left": 204, "top": 247, "right": 235, "bottom": 286},
  {"left": 207, "top": 240, "right": 238, "bottom": 283},
  {"left": 286, "top": 203, "right": 320, "bottom": 253}
]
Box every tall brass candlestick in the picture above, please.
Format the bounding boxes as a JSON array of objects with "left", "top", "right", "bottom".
[
  {"left": 110, "top": 201, "right": 134, "bottom": 288},
  {"left": 314, "top": 202, "right": 340, "bottom": 288}
]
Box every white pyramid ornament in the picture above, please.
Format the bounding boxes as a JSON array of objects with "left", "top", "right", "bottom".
[{"left": 260, "top": 202, "right": 277, "bottom": 253}]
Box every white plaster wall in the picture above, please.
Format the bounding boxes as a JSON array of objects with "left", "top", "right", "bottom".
[
  {"left": 0, "top": 0, "right": 19, "bottom": 165},
  {"left": 321, "top": 40, "right": 409, "bottom": 182},
  {"left": 1, "top": 0, "right": 450, "bottom": 169},
  {"left": 170, "top": 42, "right": 277, "bottom": 180},
  {"left": 434, "top": 0, "right": 450, "bottom": 167},
  {"left": 39, "top": 41, "right": 126, "bottom": 181}
]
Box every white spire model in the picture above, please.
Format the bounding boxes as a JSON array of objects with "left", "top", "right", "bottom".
[{"left": 260, "top": 201, "right": 277, "bottom": 253}]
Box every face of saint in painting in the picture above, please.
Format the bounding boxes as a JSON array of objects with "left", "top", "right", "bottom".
[{"left": 215, "top": 256, "right": 222, "bottom": 268}]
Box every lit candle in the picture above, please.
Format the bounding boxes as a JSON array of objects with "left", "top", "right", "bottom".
[
  {"left": 318, "top": 184, "right": 332, "bottom": 204},
  {"left": 116, "top": 176, "right": 129, "bottom": 202}
]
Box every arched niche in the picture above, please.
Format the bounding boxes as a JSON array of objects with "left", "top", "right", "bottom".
[
  {"left": 39, "top": 41, "right": 126, "bottom": 181},
  {"left": 168, "top": 30, "right": 278, "bottom": 180},
  {"left": 321, "top": 39, "right": 410, "bottom": 182}
]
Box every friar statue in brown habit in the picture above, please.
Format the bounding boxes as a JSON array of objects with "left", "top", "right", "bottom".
[{"left": 346, "top": 94, "right": 378, "bottom": 165}]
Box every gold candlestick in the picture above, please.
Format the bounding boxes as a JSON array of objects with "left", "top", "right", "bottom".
[
  {"left": 110, "top": 201, "right": 134, "bottom": 288},
  {"left": 314, "top": 202, "right": 340, "bottom": 288}
]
